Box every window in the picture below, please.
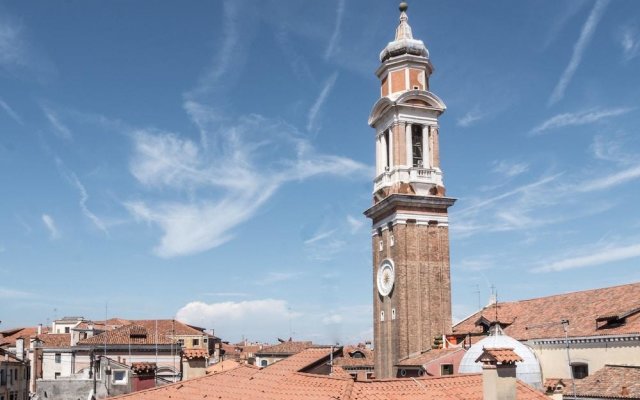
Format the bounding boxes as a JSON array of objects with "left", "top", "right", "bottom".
[
  {"left": 54, "top": 373, "right": 61, "bottom": 380},
  {"left": 379, "top": 240, "right": 383, "bottom": 252},
  {"left": 260, "top": 360, "right": 268, "bottom": 367},
  {"left": 177, "top": 339, "right": 184, "bottom": 347},
  {"left": 204, "top": 338, "right": 208, "bottom": 343},
  {"left": 384, "top": 130, "right": 390, "bottom": 168},
  {"left": 391, "top": 308, "right": 396, "bottom": 320},
  {"left": 411, "top": 125, "right": 423, "bottom": 167},
  {"left": 193, "top": 338, "right": 200, "bottom": 346},
  {"left": 380, "top": 311, "right": 385, "bottom": 321},
  {"left": 112, "top": 370, "right": 127, "bottom": 384},
  {"left": 1, "top": 369, "right": 5, "bottom": 386},
  {"left": 64, "top": 327, "right": 70, "bottom": 333},
  {"left": 571, "top": 363, "right": 589, "bottom": 379},
  {"left": 399, "top": 369, "right": 407, "bottom": 377},
  {"left": 390, "top": 234, "right": 395, "bottom": 247},
  {"left": 55, "top": 353, "right": 61, "bottom": 363},
  {"left": 441, "top": 364, "right": 454, "bottom": 376}
]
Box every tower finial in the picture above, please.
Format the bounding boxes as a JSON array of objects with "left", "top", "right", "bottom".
[{"left": 395, "top": 2, "right": 413, "bottom": 41}]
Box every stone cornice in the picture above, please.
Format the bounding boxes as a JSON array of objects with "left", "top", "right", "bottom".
[
  {"left": 529, "top": 334, "right": 640, "bottom": 346},
  {"left": 364, "top": 194, "right": 456, "bottom": 222}
]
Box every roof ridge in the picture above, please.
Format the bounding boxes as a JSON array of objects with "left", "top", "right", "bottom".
[
  {"left": 603, "top": 364, "right": 640, "bottom": 369},
  {"left": 110, "top": 363, "right": 258, "bottom": 398},
  {"left": 502, "top": 281, "right": 640, "bottom": 305}
]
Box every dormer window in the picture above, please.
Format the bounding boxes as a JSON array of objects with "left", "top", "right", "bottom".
[{"left": 596, "top": 306, "right": 640, "bottom": 330}]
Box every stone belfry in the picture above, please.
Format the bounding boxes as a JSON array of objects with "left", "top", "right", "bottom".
[{"left": 364, "top": 2, "right": 455, "bottom": 379}]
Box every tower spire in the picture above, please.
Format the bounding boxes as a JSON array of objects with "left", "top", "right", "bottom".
[{"left": 396, "top": 2, "right": 413, "bottom": 41}]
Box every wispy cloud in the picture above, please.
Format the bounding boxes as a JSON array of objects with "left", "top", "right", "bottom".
[
  {"left": 0, "top": 97, "right": 23, "bottom": 125},
  {"left": 126, "top": 110, "right": 368, "bottom": 258},
  {"left": 619, "top": 24, "right": 640, "bottom": 62},
  {"left": 69, "top": 173, "right": 109, "bottom": 234},
  {"left": 457, "top": 107, "right": 485, "bottom": 127},
  {"left": 531, "top": 107, "right": 632, "bottom": 134},
  {"left": 533, "top": 242, "right": 640, "bottom": 272},
  {"left": 541, "top": 1, "right": 589, "bottom": 49},
  {"left": 55, "top": 159, "right": 109, "bottom": 234},
  {"left": 255, "top": 272, "right": 301, "bottom": 286},
  {"left": 0, "top": 287, "right": 34, "bottom": 299},
  {"left": 307, "top": 72, "right": 339, "bottom": 132},
  {"left": 304, "top": 229, "right": 337, "bottom": 245},
  {"left": 590, "top": 135, "right": 635, "bottom": 165},
  {"left": 548, "top": 0, "right": 610, "bottom": 105},
  {"left": 346, "top": 215, "right": 365, "bottom": 234},
  {"left": 185, "top": 0, "right": 243, "bottom": 99},
  {"left": 0, "top": 18, "right": 27, "bottom": 69},
  {"left": 275, "top": 27, "right": 314, "bottom": 82},
  {"left": 577, "top": 164, "right": 640, "bottom": 192},
  {"left": 42, "top": 214, "right": 60, "bottom": 239},
  {"left": 324, "top": 0, "right": 346, "bottom": 61},
  {"left": 453, "top": 155, "right": 640, "bottom": 239},
  {"left": 42, "top": 106, "right": 72, "bottom": 140},
  {"left": 492, "top": 160, "right": 529, "bottom": 178}
]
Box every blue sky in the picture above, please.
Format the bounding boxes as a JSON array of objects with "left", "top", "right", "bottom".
[{"left": 2, "top": 0, "right": 640, "bottom": 344}]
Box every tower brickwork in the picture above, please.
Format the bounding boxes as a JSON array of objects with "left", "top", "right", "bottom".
[{"left": 364, "top": 2, "right": 455, "bottom": 379}]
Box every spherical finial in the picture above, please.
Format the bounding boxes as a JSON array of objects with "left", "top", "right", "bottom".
[{"left": 399, "top": 2, "right": 408, "bottom": 12}]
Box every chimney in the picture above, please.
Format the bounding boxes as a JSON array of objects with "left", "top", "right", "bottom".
[
  {"left": 37, "top": 324, "right": 42, "bottom": 335},
  {"left": 16, "top": 338, "right": 24, "bottom": 361},
  {"left": 475, "top": 347, "right": 522, "bottom": 400}
]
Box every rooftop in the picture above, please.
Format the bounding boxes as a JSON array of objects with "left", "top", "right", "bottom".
[
  {"left": 569, "top": 364, "right": 640, "bottom": 399},
  {"left": 109, "top": 347, "right": 548, "bottom": 400},
  {"left": 453, "top": 281, "right": 640, "bottom": 340},
  {"left": 397, "top": 347, "right": 464, "bottom": 366},
  {"left": 77, "top": 319, "right": 205, "bottom": 346},
  {"left": 256, "top": 340, "right": 315, "bottom": 355}
]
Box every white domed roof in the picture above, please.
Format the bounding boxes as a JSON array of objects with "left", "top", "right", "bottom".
[{"left": 458, "top": 325, "right": 543, "bottom": 389}]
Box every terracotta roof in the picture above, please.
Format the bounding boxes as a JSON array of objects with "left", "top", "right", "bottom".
[
  {"left": 0, "top": 348, "right": 26, "bottom": 363},
  {"left": 131, "top": 362, "right": 156, "bottom": 374},
  {"left": 330, "top": 365, "right": 355, "bottom": 379},
  {"left": 109, "top": 347, "right": 548, "bottom": 400},
  {"left": 568, "top": 365, "right": 640, "bottom": 399},
  {"left": 334, "top": 345, "right": 374, "bottom": 368},
  {"left": 260, "top": 347, "right": 335, "bottom": 375},
  {"left": 0, "top": 327, "right": 45, "bottom": 347},
  {"left": 544, "top": 378, "right": 573, "bottom": 392},
  {"left": 78, "top": 324, "right": 174, "bottom": 346},
  {"left": 206, "top": 359, "right": 241, "bottom": 374},
  {"left": 397, "top": 348, "right": 464, "bottom": 366},
  {"left": 182, "top": 348, "right": 209, "bottom": 359},
  {"left": 128, "top": 319, "right": 205, "bottom": 336},
  {"left": 351, "top": 374, "right": 546, "bottom": 400},
  {"left": 453, "top": 282, "right": 640, "bottom": 340},
  {"left": 475, "top": 348, "right": 523, "bottom": 364},
  {"left": 77, "top": 319, "right": 205, "bottom": 346},
  {"left": 37, "top": 334, "right": 71, "bottom": 348},
  {"left": 256, "top": 340, "right": 314, "bottom": 355}
]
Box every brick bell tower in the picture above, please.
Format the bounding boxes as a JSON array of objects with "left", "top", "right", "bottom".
[{"left": 364, "top": 2, "right": 456, "bottom": 379}]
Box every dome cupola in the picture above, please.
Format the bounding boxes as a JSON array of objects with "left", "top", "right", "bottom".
[
  {"left": 380, "top": 2, "right": 429, "bottom": 62},
  {"left": 458, "top": 324, "right": 543, "bottom": 389}
]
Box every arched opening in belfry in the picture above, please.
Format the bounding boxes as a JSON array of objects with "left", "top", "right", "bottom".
[{"left": 411, "top": 125, "right": 423, "bottom": 167}]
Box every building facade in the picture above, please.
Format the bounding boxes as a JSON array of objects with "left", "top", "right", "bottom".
[{"left": 364, "top": 2, "right": 455, "bottom": 379}]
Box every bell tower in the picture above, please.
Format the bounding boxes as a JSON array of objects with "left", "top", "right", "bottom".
[{"left": 364, "top": 2, "right": 456, "bottom": 379}]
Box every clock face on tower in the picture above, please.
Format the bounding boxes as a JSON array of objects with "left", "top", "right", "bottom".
[{"left": 377, "top": 259, "right": 395, "bottom": 297}]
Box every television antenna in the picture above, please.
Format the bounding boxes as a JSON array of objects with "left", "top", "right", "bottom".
[{"left": 525, "top": 319, "right": 576, "bottom": 398}]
